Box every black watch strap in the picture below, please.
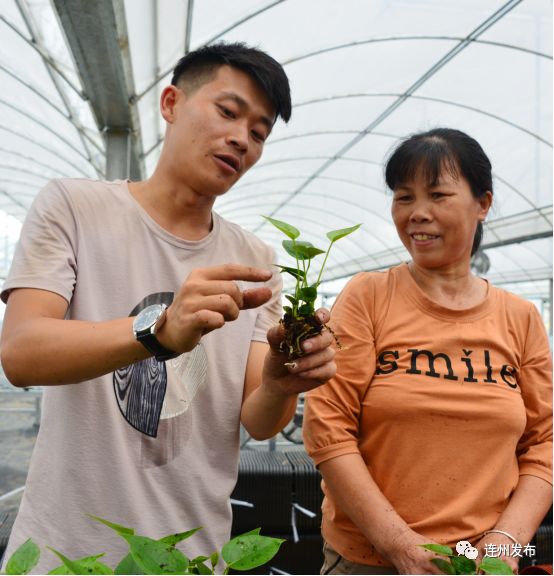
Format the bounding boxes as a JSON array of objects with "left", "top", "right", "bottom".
[{"left": 137, "top": 333, "right": 179, "bottom": 362}]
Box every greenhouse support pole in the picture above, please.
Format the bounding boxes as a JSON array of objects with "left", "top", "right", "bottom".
[{"left": 105, "top": 129, "right": 132, "bottom": 180}]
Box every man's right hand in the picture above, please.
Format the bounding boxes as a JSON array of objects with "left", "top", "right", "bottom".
[{"left": 156, "top": 264, "right": 273, "bottom": 354}]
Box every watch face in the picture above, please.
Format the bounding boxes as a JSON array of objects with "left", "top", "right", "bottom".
[{"left": 134, "top": 304, "right": 164, "bottom": 332}]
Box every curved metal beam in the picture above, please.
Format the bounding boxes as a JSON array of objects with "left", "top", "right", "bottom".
[
  {"left": 0, "top": 164, "right": 52, "bottom": 182},
  {"left": 134, "top": 0, "right": 286, "bottom": 102},
  {"left": 217, "top": 188, "right": 392, "bottom": 228},
  {"left": 0, "top": 146, "right": 71, "bottom": 178},
  {"left": 0, "top": 125, "right": 92, "bottom": 178},
  {"left": 294, "top": 92, "right": 551, "bottom": 147},
  {"left": 0, "top": 98, "right": 103, "bottom": 169},
  {"left": 267, "top": 129, "right": 399, "bottom": 146},
  {"left": 282, "top": 35, "right": 552, "bottom": 67},
  {"left": 255, "top": 0, "right": 525, "bottom": 233}
]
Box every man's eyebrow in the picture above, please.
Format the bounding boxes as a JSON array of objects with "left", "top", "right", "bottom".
[{"left": 218, "top": 91, "right": 274, "bottom": 130}]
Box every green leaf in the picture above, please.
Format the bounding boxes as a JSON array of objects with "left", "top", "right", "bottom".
[
  {"left": 298, "top": 303, "right": 314, "bottom": 316},
  {"left": 326, "top": 224, "right": 362, "bottom": 243},
  {"left": 5, "top": 539, "right": 40, "bottom": 575},
  {"left": 283, "top": 305, "right": 293, "bottom": 315},
  {"left": 298, "top": 286, "right": 317, "bottom": 303},
  {"left": 478, "top": 557, "right": 514, "bottom": 575},
  {"left": 122, "top": 534, "right": 189, "bottom": 575},
  {"left": 221, "top": 533, "right": 284, "bottom": 571},
  {"left": 47, "top": 547, "right": 114, "bottom": 575},
  {"left": 48, "top": 554, "right": 114, "bottom": 575},
  {"left": 114, "top": 553, "right": 143, "bottom": 575},
  {"left": 282, "top": 240, "right": 325, "bottom": 261},
  {"left": 431, "top": 558, "right": 456, "bottom": 574},
  {"left": 192, "top": 561, "right": 212, "bottom": 575},
  {"left": 87, "top": 515, "right": 134, "bottom": 536},
  {"left": 285, "top": 294, "right": 298, "bottom": 306},
  {"left": 275, "top": 265, "right": 305, "bottom": 281},
  {"left": 159, "top": 527, "right": 202, "bottom": 547},
  {"left": 262, "top": 216, "right": 300, "bottom": 240},
  {"left": 210, "top": 552, "right": 219, "bottom": 569},
  {"left": 451, "top": 555, "right": 477, "bottom": 574},
  {"left": 420, "top": 544, "right": 454, "bottom": 556}
]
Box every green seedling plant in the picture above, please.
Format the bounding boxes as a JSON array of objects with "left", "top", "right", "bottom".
[
  {"left": 2, "top": 515, "right": 284, "bottom": 575},
  {"left": 420, "top": 544, "right": 514, "bottom": 575},
  {"left": 263, "top": 216, "right": 361, "bottom": 359}
]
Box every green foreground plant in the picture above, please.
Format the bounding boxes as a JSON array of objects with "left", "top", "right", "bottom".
[
  {"left": 262, "top": 215, "right": 361, "bottom": 359},
  {"left": 420, "top": 544, "right": 514, "bottom": 575},
  {"left": 2, "top": 515, "right": 284, "bottom": 575}
]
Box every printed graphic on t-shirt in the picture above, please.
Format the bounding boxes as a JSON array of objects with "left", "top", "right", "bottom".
[{"left": 113, "top": 292, "right": 208, "bottom": 438}]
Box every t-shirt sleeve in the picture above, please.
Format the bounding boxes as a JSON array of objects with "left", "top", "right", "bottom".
[
  {"left": 516, "top": 304, "right": 553, "bottom": 484},
  {"left": 303, "top": 273, "right": 377, "bottom": 466},
  {"left": 251, "top": 244, "right": 282, "bottom": 343},
  {"left": 1, "top": 180, "right": 78, "bottom": 305}
]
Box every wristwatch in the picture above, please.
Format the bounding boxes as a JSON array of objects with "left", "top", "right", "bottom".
[{"left": 133, "top": 303, "right": 179, "bottom": 361}]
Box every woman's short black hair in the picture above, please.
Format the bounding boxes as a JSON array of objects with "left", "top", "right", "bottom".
[
  {"left": 171, "top": 42, "right": 291, "bottom": 123},
  {"left": 385, "top": 127, "right": 493, "bottom": 256}
]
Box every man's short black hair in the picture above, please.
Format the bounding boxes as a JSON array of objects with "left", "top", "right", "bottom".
[{"left": 171, "top": 42, "right": 291, "bottom": 123}]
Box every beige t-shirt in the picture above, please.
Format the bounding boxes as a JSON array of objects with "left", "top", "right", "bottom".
[
  {"left": 304, "top": 264, "right": 552, "bottom": 567},
  {"left": 1, "top": 179, "right": 282, "bottom": 573}
]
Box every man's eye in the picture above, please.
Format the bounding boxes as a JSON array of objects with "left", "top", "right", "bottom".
[
  {"left": 431, "top": 192, "right": 445, "bottom": 199},
  {"left": 219, "top": 106, "right": 236, "bottom": 118},
  {"left": 394, "top": 195, "right": 411, "bottom": 202},
  {"left": 252, "top": 131, "right": 266, "bottom": 142}
]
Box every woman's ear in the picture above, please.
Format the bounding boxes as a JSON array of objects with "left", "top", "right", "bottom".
[
  {"left": 160, "top": 85, "right": 181, "bottom": 123},
  {"left": 478, "top": 191, "right": 493, "bottom": 222}
]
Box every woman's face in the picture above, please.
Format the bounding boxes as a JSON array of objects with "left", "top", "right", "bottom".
[{"left": 391, "top": 167, "right": 492, "bottom": 272}]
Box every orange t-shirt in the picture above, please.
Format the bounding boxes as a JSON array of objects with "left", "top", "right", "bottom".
[{"left": 304, "top": 264, "right": 552, "bottom": 567}]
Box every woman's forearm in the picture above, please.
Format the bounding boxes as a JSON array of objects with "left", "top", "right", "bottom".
[
  {"left": 319, "top": 452, "right": 413, "bottom": 560},
  {"left": 491, "top": 474, "right": 552, "bottom": 544}
]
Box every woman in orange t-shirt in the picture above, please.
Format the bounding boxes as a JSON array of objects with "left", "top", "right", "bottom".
[{"left": 304, "top": 128, "right": 552, "bottom": 575}]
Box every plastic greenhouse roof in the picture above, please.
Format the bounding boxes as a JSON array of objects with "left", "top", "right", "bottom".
[{"left": 0, "top": 0, "right": 551, "bottom": 301}]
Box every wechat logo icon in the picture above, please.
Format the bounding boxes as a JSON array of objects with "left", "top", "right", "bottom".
[{"left": 456, "top": 540, "right": 478, "bottom": 560}]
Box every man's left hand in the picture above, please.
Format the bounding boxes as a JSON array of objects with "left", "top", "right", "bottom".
[{"left": 262, "top": 308, "right": 336, "bottom": 396}]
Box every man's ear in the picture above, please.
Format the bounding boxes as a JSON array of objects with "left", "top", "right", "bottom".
[{"left": 160, "top": 86, "right": 181, "bottom": 123}]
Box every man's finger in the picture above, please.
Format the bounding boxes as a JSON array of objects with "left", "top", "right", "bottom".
[
  {"left": 201, "top": 264, "right": 272, "bottom": 282},
  {"left": 241, "top": 287, "right": 272, "bottom": 310},
  {"left": 301, "top": 328, "right": 334, "bottom": 353}
]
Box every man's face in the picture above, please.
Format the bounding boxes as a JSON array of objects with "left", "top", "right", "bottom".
[{"left": 162, "top": 65, "right": 276, "bottom": 197}]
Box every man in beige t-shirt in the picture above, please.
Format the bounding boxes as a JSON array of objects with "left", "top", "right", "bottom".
[{"left": 0, "top": 43, "right": 336, "bottom": 573}]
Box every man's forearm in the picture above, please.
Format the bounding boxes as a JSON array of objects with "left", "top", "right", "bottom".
[
  {"left": 240, "top": 382, "right": 297, "bottom": 440},
  {"left": 1, "top": 316, "right": 149, "bottom": 387}
]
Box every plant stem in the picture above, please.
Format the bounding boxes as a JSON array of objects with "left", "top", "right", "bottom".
[{"left": 316, "top": 241, "right": 334, "bottom": 286}]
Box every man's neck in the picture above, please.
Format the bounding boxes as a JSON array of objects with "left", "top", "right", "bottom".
[{"left": 128, "top": 174, "right": 215, "bottom": 241}]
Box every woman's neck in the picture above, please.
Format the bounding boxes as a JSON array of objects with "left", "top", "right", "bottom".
[{"left": 407, "top": 262, "right": 488, "bottom": 309}]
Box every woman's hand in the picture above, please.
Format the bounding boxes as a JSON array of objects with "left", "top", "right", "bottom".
[
  {"left": 384, "top": 529, "right": 446, "bottom": 575},
  {"left": 474, "top": 533, "right": 520, "bottom": 574}
]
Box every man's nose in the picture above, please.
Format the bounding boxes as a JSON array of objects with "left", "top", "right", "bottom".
[{"left": 226, "top": 123, "right": 248, "bottom": 153}]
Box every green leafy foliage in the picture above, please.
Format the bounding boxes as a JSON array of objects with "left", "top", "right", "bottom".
[
  {"left": 263, "top": 216, "right": 361, "bottom": 322},
  {"left": 421, "top": 543, "right": 514, "bottom": 575},
  {"left": 47, "top": 547, "right": 114, "bottom": 575},
  {"left": 479, "top": 557, "right": 514, "bottom": 575},
  {"left": 221, "top": 531, "right": 284, "bottom": 572},
  {"left": 262, "top": 216, "right": 299, "bottom": 240},
  {"left": 5, "top": 538, "right": 40, "bottom": 575},
  {"left": 4, "top": 518, "right": 284, "bottom": 575}
]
